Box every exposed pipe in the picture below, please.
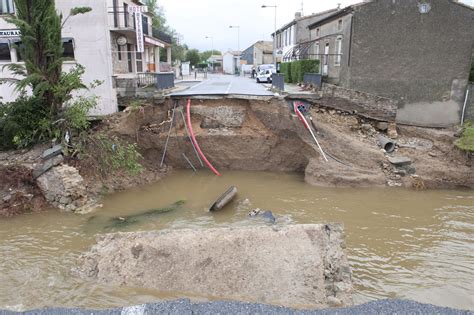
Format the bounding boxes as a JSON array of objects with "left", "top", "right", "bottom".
[
  {"left": 160, "top": 102, "right": 177, "bottom": 167},
  {"left": 378, "top": 135, "right": 396, "bottom": 153},
  {"left": 182, "top": 153, "right": 197, "bottom": 173},
  {"left": 178, "top": 108, "right": 204, "bottom": 167},
  {"left": 461, "top": 87, "right": 469, "bottom": 126},
  {"left": 186, "top": 98, "right": 221, "bottom": 176},
  {"left": 293, "top": 102, "right": 328, "bottom": 162}
]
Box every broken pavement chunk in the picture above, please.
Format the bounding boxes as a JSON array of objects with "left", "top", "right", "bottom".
[{"left": 387, "top": 156, "right": 412, "bottom": 166}]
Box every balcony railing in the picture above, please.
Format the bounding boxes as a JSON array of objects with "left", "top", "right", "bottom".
[
  {"left": 108, "top": 9, "right": 172, "bottom": 45},
  {"left": 152, "top": 28, "right": 172, "bottom": 44}
]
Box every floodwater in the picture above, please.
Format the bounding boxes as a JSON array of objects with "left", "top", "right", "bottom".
[{"left": 0, "top": 171, "right": 473, "bottom": 311}]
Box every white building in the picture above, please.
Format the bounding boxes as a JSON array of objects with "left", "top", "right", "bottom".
[
  {"left": 223, "top": 51, "right": 240, "bottom": 75},
  {"left": 0, "top": 0, "right": 172, "bottom": 115}
]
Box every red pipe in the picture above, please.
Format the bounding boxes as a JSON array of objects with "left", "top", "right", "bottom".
[{"left": 186, "top": 98, "right": 221, "bottom": 176}]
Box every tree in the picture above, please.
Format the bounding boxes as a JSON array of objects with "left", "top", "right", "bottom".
[
  {"left": 200, "top": 50, "right": 221, "bottom": 63},
  {"left": 0, "top": 1, "right": 92, "bottom": 148},
  {"left": 144, "top": 0, "right": 186, "bottom": 62},
  {"left": 5, "top": 0, "right": 91, "bottom": 117},
  {"left": 185, "top": 49, "right": 200, "bottom": 67}
]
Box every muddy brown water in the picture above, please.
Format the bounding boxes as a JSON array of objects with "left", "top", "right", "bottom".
[{"left": 0, "top": 171, "right": 473, "bottom": 311}]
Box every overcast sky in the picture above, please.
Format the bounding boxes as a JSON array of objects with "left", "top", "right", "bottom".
[{"left": 157, "top": 0, "right": 474, "bottom": 53}]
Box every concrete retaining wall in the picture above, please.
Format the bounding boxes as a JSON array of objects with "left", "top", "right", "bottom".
[{"left": 77, "top": 224, "right": 353, "bottom": 309}]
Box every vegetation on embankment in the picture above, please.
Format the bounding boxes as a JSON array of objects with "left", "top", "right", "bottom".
[{"left": 455, "top": 121, "right": 474, "bottom": 152}]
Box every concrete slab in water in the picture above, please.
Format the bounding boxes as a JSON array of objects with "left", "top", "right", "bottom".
[{"left": 77, "top": 224, "right": 352, "bottom": 309}]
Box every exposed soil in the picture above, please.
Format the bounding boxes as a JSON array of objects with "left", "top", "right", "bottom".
[
  {"left": 105, "top": 97, "right": 473, "bottom": 190},
  {"left": 0, "top": 164, "right": 48, "bottom": 217},
  {"left": 1, "top": 95, "right": 472, "bottom": 217}
]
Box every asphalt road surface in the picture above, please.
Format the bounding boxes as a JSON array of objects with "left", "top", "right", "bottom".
[
  {"left": 171, "top": 74, "right": 274, "bottom": 97},
  {"left": 1, "top": 299, "right": 471, "bottom": 315}
]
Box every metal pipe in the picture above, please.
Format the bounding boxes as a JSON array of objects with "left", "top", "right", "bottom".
[
  {"left": 461, "top": 87, "right": 469, "bottom": 126},
  {"left": 182, "top": 153, "right": 197, "bottom": 173},
  {"left": 378, "top": 135, "right": 396, "bottom": 153},
  {"left": 160, "top": 102, "right": 177, "bottom": 167},
  {"left": 178, "top": 108, "right": 203, "bottom": 167}
]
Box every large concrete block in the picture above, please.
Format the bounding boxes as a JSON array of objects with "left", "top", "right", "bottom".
[{"left": 78, "top": 224, "right": 353, "bottom": 308}]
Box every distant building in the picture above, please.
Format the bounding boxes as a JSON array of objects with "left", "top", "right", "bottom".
[
  {"left": 223, "top": 51, "right": 240, "bottom": 75},
  {"left": 0, "top": 0, "right": 173, "bottom": 115},
  {"left": 302, "top": 0, "right": 473, "bottom": 127},
  {"left": 208, "top": 54, "right": 223, "bottom": 72},
  {"left": 241, "top": 41, "right": 273, "bottom": 68},
  {"left": 271, "top": 9, "right": 338, "bottom": 63}
]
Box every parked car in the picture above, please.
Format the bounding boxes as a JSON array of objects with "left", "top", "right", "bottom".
[{"left": 256, "top": 68, "right": 276, "bottom": 83}]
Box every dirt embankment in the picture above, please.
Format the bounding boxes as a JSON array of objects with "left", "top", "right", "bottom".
[
  {"left": 106, "top": 97, "right": 472, "bottom": 189},
  {"left": 1, "top": 96, "right": 472, "bottom": 216},
  {"left": 0, "top": 157, "right": 48, "bottom": 217}
]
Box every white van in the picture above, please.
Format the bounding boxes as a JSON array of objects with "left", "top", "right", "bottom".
[{"left": 256, "top": 68, "right": 276, "bottom": 83}]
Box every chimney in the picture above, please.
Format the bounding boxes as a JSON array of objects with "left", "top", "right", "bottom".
[{"left": 295, "top": 12, "right": 302, "bottom": 19}]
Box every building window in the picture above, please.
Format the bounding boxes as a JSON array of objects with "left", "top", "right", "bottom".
[
  {"left": 338, "top": 19, "right": 343, "bottom": 31},
  {"left": 118, "top": 45, "right": 122, "bottom": 60},
  {"left": 62, "top": 39, "right": 75, "bottom": 59},
  {"left": 136, "top": 52, "right": 143, "bottom": 72},
  {"left": 335, "top": 37, "right": 342, "bottom": 66},
  {"left": 0, "top": 42, "right": 10, "bottom": 61},
  {"left": 142, "top": 16, "right": 149, "bottom": 35},
  {"left": 316, "top": 28, "right": 320, "bottom": 37},
  {"left": 0, "top": 0, "right": 14, "bottom": 14},
  {"left": 315, "top": 42, "right": 320, "bottom": 60}
]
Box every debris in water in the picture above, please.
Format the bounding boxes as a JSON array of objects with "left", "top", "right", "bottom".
[
  {"left": 98, "top": 200, "right": 185, "bottom": 230},
  {"left": 209, "top": 186, "right": 238, "bottom": 212},
  {"left": 249, "top": 208, "right": 276, "bottom": 224}
]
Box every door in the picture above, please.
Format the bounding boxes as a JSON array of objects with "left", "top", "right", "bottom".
[
  {"left": 127, "top": 44, "right": 133, "bottom": 73},
  {"left": 323, "top": 43, "right": 329, "bottom": 75}
]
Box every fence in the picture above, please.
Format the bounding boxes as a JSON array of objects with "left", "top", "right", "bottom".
[
  {"left": 137, "top": 72, "right": 175, "bottom": 90},
  {"left": 272, "top": 74, "right": 285, "bottom": 92}
]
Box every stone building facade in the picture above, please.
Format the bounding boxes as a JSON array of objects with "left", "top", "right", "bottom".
[{"left": 306, "top": 0, "right": 473, "bottom": 127}]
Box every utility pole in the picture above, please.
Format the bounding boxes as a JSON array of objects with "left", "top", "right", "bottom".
[
  {"left": 229, "top": 25, "right": 240, "bottom": 74},
  {"left": 262, "top": 5, "right": 277, "bottom": 68},
  {"left": 205, "top": 36, "right": 214, "bottom": 72}
]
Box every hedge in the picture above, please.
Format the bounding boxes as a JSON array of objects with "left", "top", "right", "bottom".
[{"left": 280, "top": 60, "right": 320, "bottom": 83}]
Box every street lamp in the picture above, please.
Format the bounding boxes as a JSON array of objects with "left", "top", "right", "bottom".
[
  {"left": 261, "top": 5, "right": 277, "bottom": 67},
  {"left": 205, "top": 36, "right": 214, "bottom": 72},
  {"left": 229, "top": 25, "right": 240, "bottom": 74}
]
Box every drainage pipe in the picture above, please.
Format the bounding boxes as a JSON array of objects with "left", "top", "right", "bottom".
[
  {"left": 378, "top": 135, "right": 396, "bottom": 153},
  {"left": 461, "top": 87, "right": 469, "bottom": 126},
  {"left": 293, "top": 102, "right": 328, "bottom": 162},
  {"left": 186, "top": 98, "right": 221, "bottom": 176}
]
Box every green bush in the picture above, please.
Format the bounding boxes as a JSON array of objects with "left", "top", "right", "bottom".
[
  {"left": 0, "top": 95, "right": 57, "bottom": 149},
  {"left": 280, "top": 62, "right": 291, "bottom": 83},
  {"left": 279, "top": 60, "right": 320, "bottom": 83}
]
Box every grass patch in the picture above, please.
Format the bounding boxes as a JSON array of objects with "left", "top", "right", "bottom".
[{"left": 455, "top": 121, "right": 474, "bottom": 152}]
